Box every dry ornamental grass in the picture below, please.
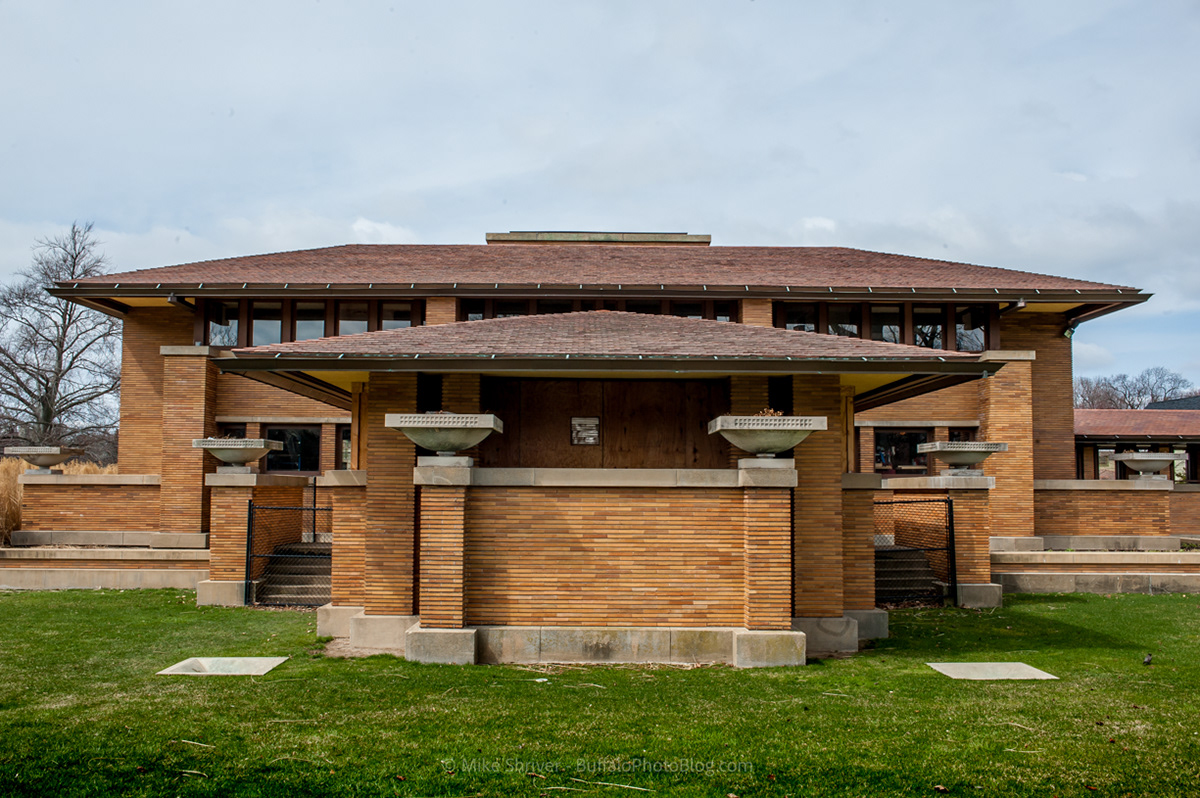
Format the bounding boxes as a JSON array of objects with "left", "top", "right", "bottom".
[{"left": 0, "top": 457, "right": 116, "bottom": 544}]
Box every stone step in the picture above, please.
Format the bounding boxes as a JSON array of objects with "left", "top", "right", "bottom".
[
  {"left": 10, "top": 530, "right": 209, "bottom": 549},
  {"left": 261, "top": 574, "right": 329, "bottom": 588},
  {"left": 261, "top": 561, "right": 331, "bottom": 576},
  {"left": 255, "top": 590, "right": 331, "bottom": 606}
]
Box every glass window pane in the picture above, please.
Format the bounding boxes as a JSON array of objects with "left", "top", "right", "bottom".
[
  {"left": 207, "top": 301, "right": 239, "bottom": 347},
  {"left": 294, "top": 301, "right": 326, "bottom": 341},
  {"left": 713, "top": 301, "right": 734, "bottom": 322},
  {"left": 624, "top": 300, "right": 662, "bottom": 315},
  {"left": 949, "top": 428, "right": 975, "bottom": 442},
  {"left": 381, "top": 302, "right": 413, "bottom": 330},
  {"left": 251, "top": 301, "right": 282, "bottom": 346},
  {"left": 874, "top": 430, "right": 930, "bottom": 474},
  {"left": 955, "top": 305, "right": 987, "bottom": 352},
  {"left": 264, "top": 425, "right": 321, "bottom": 473},
  {"left": 337, "top": 302, "right": 369, "bottom": 336},
  {"left": 337, "top": 425, "right": 352, "bottom": 470},
  {"left": 536, "top": 299, "right": 574, "bottom": 315},
  {"left": 670, "top": 302, "right": 704, "bottom": 319},
  {"left": 870, "top": 305, "right": 902, "bottom": 344},
  {"left": 827, "top": 304, "right": 861, "bottom": 337},
  {"left": 494, "top": 300, "right": 528, "bottom": 318},
  {"left": 912, "top": 306, "right": 945, "bottom": 349},
  {"left": 782, "top": 303, "right": 817, "bottom": 332},
  {"left": 461, "top": 298, "right": 485, "bottom": 321}
]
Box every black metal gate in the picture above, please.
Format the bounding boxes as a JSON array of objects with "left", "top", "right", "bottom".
[
  {"left": 245, "top": 496, "right": 333, "bottom": 607},
  {"left": 873, "top": 498, "right": 957, "bottom": 606}
]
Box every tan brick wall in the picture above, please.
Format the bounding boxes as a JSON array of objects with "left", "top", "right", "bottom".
[
  {"left": 1171, "top": 492, "right": 1200, "bottom": 537},
  {"left": 1001, "top": 313, "right": 1075, "bottom": 480},
  {"left": 980, "top": 359, "right": 1035, "bottom": 536},
  {"left": 841, "top": 488, "right": 876, "bottom": 611},
  {"left": 1035, "top": 489, "right": 1172, "bottom": 536},
  {"left": 363, "top": 373, "right": 418, "bottom": 615},
  {"left": 21, "top": 485, "right": 160, "bottom": 532},
  {"left": 463, "top": 487, "right": 745, "bottom": 627},
  {"left": 161, "top": 353, "right": 219, "bottom": 534},
  {"left": 208, "top": 484, "right": 306, "bottom": 581},
  {"left": 858, "top": 426, "right": 875, "bottom": 473},
  {"left": 330, "top": 486, "right": 367, "bottom": 606},
  {"left": 425, "top": 296, "right": 457, "bottom": 325},
  {"left": 857, "top": 381, "right": 981, "bottom": 424},
  {"left": 215, "top": 373, "right": 341, "bottom": 418},
  {"left": 949, "top": 489, "right": 991, "bottom": 583},
  {"left": 118, "top": 308, "right": 194, "bottom": 473},
  {"left": 743, "top": 488, "right": 793, "bottom": 630},
  {"left": 442, "top": 374, "right": 480, "bottom": 413},
  {"left": 792, "top": 374, "right": 845, "bottom": 618},
  {"left": 740, "top": 298, "right": 774, "bottom": 328},
  {"left": 417, "top": 486, "right": 467, "bottom": 628}
]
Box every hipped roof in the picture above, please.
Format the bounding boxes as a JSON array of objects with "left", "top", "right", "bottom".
[
  {"left": 1075, "top": 409, "right": 1200, "bottom": 439},
  {"left": 59, "top": 243, "right": 1139, "bottom": 297}
]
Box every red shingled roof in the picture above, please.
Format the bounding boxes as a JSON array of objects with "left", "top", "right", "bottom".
[
  {"left": 232, "top": 310, "right": 983, "bottom": 362},
  {"left": 1075, "top": 409, "right": 1200, "bottom": 438},
  {"left": 69, "top": 243, "right": 1135, "bottom": 293}
]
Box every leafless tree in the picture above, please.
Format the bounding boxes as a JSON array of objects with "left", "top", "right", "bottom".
[
  {"left": 0, "top": 223, "right": 121, "bottom": 460},
  {"left": 1073, "top": 367, "right": 1196, "bottom": 409}
]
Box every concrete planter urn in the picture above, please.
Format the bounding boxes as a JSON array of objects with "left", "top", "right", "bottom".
[
  {"left": 1111, "top": 451, "right": 1185, "bottom": 480},
  {"left": 4, "top": 446, "right": 85, "bottom": 473},
  {"left": 192, "top": 438, "right": 283, "bottom": 473},
  {"left": 917, "top": 441, "right": 1009, "bottom": 476},
  {"left": 385, "top": 413, "right": 504, "bottom": 456},
  {"left": 707, "top": 415, "right": 827, "bottom": 457}
]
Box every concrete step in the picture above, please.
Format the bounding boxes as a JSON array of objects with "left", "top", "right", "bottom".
[
  {"left": 261, "top": 562, "right": 331, "bottom": 576},
  {"left": 12, "top": 530, "right": 153, "bottom": 547},
  {"left": 262, "top": 574, "right": 329, "bottom": 588},
  {"left": 255, "top": 589, "right": 331, "bottom": 606}
]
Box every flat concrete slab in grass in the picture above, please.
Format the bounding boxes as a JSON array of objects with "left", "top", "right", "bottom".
[
  {"left": 158, "top": 657, "right": 289, "bottom": 676},
  {"left": 927, "top": 662, "right": 1057, "bottom": 680}
]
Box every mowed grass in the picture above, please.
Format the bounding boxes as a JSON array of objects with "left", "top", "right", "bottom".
[{"left": 1, "top": 591, "right": 1198, "bottom": 797}]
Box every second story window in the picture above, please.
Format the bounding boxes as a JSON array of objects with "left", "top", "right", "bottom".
[
  {"left": 912, "top": 305, "right": 945, "bottom": 349},
  {"left": 381, "top": 302, "right": 413, "bottom": 330},
  {"left": 252, "top": 301, "right": 283, "bottom": 346},
  {"left": 827, "top": 304, "right": 861, "bottom": 337},
  {"left": 780, "top": 303, "right": 817, "bottom": 332},
  {"left": 337, "top": 302, "right": 369, "bottom": 335},
  {"left": 294, "top": 301, "right": 326, "bottom": 341},
  {"left": 208, "top": 300, "right": 239, "bottom": 347},
  {"left": 955, "top": 305, "right": 987, "bottom": 352},
  {"left": 870, "top": 305, "right": 902, "bottom": 344}
]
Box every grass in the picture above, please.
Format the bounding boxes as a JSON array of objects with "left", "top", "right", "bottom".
[
  {"left": 0, "top": 457, "right": 117, "bottom": 544},
  {"left": 1, "top": 591, "right": 1198, "bottom": 796}
]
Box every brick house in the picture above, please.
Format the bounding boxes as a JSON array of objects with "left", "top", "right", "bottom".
[{"left": 10, "top": 231, "right": 1160, "bottom": 664}]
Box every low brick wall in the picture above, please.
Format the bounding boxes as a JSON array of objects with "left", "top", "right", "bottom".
[
  {"left": 463, "top": 487, "right": 747, "bottom": 627},
  {"left": 1171, "top": 487, "right": 1200, "bottom": 537},
  {"left": 1034, "top": 482, "right": 1172, "bottom": 536},
  {"left": 21, "top": 480, "right": 160, "bottom": 532},
  {"left": 992, "top": 551, "right": 1200, "bottom": 574}
]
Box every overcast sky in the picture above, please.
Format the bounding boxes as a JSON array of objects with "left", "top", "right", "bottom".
[{"left": 2, "top": 1, "right": 1197, "bottom": 382}]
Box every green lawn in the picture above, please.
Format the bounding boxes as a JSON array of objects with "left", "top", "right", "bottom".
[{"left": 1, "top": 590, "right": 1198, "bottom": 797}]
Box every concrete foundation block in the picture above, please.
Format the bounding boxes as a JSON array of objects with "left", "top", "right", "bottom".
[
  {"left": 733, "top": 629, "right": 806, "bottom": 668},
  {"left": 957, "top": 583, "right": 1003, "bottom": 608},
  {"left": 196, "top": 580, "right": 247, "bottom": 606},
  {"left": 539, "top": 627, "right": 671, "bottom": 663},
  {"left": 405, "top": 626, "right": 477, "bottom": 665},
  {"left": 1149, "top": 574, "right": 1200, "bottom": 593},
  {"left": 669, "top": 628, "right": 734, "bottom": 664},
  {"left": 476, "top": 626, "right": 541, "bottom": 664},
  {"left": 349, "top": 612, "right": 419, "bottom": 652},
  {"left": 791, "top": 616, "right": 859, "bottom": 653},
  {"left": 845, "top": 609, "right": 888, "bottom": 640},
  {"left": 998, "top": 573, "right": 1077, "bottom": 593},
  {"left": 990, "top": 536, "right": 1045, "bottom": 552},
  {"left": 149, "top": 533, "right": 210, "bottom": 549},
  {"left": 317, "top": 604, "right": 363, "bottom": 638}
]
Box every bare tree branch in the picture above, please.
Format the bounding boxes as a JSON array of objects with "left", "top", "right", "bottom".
[
  {"left": 1073, "top": 368, "right": 1197, "bottom": 409},
  {"left": 0, "top": 222, "right": 120, "bottom": 461}
]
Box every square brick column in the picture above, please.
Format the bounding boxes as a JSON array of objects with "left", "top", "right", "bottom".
[
  {"left": 840, "top": 477, "right": 878, "bottom": 612},
  {"left": 417, "top": 485, "right": 468, "bottom": 628},
  {"left": 363, "top": 373, "right": 419, "bottom": 615},
  {"left": 740, "top": 298, "right": 774, "bottom": 327},
  {"left": 199, "top": 474, "right": 308, "bottom": 606},
  {"left": 792, "top": 374, "right": 845, "bottom": 618},
  {"left": 948, "top": 486, "right": 1000, "bottom": 607},
  {"left": 160, "top": 346, "right": 220, "bottom": 534},
  {"left": 424, "top": 297, "right": 458, "bottom": 325},
  {"left": 326, "top": 481, "right": 367, "bottom": 607},
  {"left": 979, "top": 352, "right": 1035, "bottom": 537},
  {"left": 743, "top": 486, "right": 793, "bottom": 630}
]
